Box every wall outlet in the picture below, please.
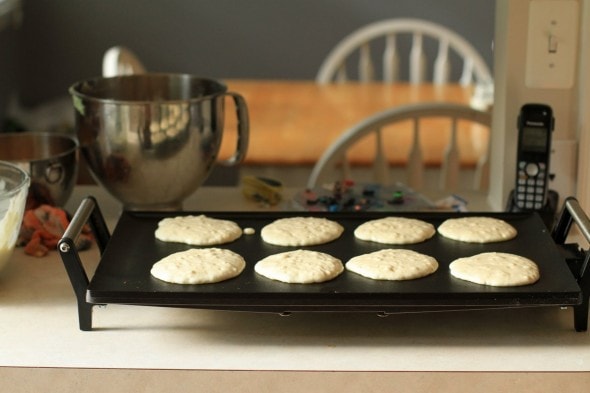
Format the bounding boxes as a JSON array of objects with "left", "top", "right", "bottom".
[{"left": 525, "top": 0, "right": 579, "bottom": 89}]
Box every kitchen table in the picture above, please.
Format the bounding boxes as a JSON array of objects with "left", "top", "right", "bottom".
[
  {"left": 220, "top": 80, "right": 487, "bottom": 166},
  {"left": 1, "top": 185, "right": 589, "bottom": 393}
]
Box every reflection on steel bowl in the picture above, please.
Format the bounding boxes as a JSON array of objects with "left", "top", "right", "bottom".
[
  {"left": 69, "top": 73, "right": 249, "bottom": 211},
  {"left": 0, "top": 132, "right": 78, "bottom": 208}
]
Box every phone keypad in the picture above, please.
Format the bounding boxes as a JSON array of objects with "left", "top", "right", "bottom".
[{"left": 516, "top": 161, "right": 546, "bottom": 210}]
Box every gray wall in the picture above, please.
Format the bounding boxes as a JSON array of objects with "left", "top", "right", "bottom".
[{"left": 15, "top": 0, "right": 495, "bottom": 106}]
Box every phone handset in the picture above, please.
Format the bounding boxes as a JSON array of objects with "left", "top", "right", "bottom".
[{"left": 512, "top": 103, "right": 554, "bottom": 211}]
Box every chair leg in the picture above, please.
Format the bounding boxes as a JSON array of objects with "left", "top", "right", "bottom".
[
  {"left": 373, "top": 129, "right": 390, "bottom": 185},
  {"left": 407, "top": 119, "right": 423, "bottom": 189},
  {"left": 473, "top": 153, "right": 490, "bottom": 191},
  {"left": 440, "top": 118, "right": 460, "bottom": 190}
]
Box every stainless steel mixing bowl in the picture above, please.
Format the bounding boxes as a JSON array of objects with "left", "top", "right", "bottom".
[
  {"left": 0, "top": 132, "right": 78, "bottom": 208},
  {"left": 69, "top": 73, "right": 249, "bottom": 210}
]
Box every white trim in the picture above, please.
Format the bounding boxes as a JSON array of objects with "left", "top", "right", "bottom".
[{"left": 576, "top": 0, "right": 590, "bottom": 211}]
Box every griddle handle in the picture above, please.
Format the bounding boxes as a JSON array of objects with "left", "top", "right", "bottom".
[
  {"left": 552, "top": 197, "right": 590, "bottom": 332},
  {"left": 552, "top": 197, "right": 590, "bottom": 277},
  {"left": 58, "top": 196, "right": 111, "bottom": 331},
  {"left": 552, "top": 197, "right": 590, "bottom": 246}
]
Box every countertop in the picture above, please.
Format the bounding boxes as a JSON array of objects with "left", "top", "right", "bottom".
[{"left": 1, "top": 186, "right": 590, "bottom": 392}]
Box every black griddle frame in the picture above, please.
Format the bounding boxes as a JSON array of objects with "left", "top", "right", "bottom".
[{"left": 58, "top": 196, "right": 590, "bottom": 332}]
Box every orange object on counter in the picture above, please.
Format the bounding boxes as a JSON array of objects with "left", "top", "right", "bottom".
[{"left": 18, "top": 204, "right": 93, "bottom": 257}]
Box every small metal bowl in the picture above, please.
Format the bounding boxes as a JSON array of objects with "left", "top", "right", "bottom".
[{"left": 0, "top": 132, "right": 78, "bottom": 207}]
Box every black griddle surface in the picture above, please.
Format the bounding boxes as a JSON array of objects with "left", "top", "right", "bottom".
[{"left": 87, "top": 211, "right": 582, "bottom": 311}]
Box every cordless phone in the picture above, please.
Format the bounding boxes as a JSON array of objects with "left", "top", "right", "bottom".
[{"left": 512, "top": 103, "right": 554, "bottom": 210}]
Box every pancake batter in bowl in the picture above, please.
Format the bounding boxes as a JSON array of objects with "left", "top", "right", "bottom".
[{"left": 0, "top": 163, "right": 30, "bottom": 273}]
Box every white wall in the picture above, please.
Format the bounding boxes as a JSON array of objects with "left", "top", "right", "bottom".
[
  {"left": 489, "top": 0, "right": 583, "bottom": 211},
  {"left": 575, "top": 0, "right": 590, "bottom": 212}
]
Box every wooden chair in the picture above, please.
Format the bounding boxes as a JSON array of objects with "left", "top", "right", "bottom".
[
  {"left": 316, "top": 18, "right": 492, "bottom": 86},
  {"left": 306, "top": 102, "right": 492, "bottom": 192},
  {"left": 314, "top": 19, "right": 493, "bottom": 190}
]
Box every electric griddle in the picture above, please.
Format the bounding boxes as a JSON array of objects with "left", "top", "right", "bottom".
[{"left": 59, "top": 197, "right": 590, "bottom": 332}]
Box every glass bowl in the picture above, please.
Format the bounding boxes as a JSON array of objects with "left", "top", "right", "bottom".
[{"left": 0, "top": 161, "right": 30, "bottom": 273}]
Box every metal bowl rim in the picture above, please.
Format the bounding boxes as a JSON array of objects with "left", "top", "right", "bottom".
[
  {"left": 68, "top": 73, "right": 229, "bottom": 105},
  {"left": 0, "top": 160, "right": 31, "bottom": 198},
  {"left": 0, "top": 132, "right": 79, "bottom": 162}
]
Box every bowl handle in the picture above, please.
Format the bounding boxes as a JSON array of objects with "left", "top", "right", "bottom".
[{"left": 218, "top": 91, "right": 249, "bottom": 166}]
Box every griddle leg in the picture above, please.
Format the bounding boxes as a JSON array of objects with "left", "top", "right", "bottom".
[
  {"left": 574, "top": 305, "right": 588, "bottom": 332},
  {"left": 59, "top": 236, "right": 97, "bottom": 331},
  {"left": 59, "top": 236, "right": 95, "bottom": 331},
  {"left": 58, "top": 197, "right": 111, "bottom": 331},
  {"left": 78, "top": 300, "right": 94, "bottom": 332},
  {"left": 574, "top": 272, "right": 590, "bottom": 332}
]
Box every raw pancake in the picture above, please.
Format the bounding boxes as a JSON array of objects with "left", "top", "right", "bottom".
[
  {"left": 354, "top": 217, "right": 435, "bottom": 244},
  {"left": 155, "top": 215, "right": 242, "bottom": 246},
  {"left": 437, "top": 216, "right": 517, "bottom": 243},
  {"left": 260, "top": 217, "right": 344, "bottom": 246},
  {"left": 346, "top": 249, "right": 438, "bottom": 280},
  {"left": 254, "top": 250, "right": 344, "bottom": 283},
  {"left": 150, "top": 248, "right": 245, "bottom": 284},
  {"left": 449, "top": 252, "right": 540, "bottom": 287}
]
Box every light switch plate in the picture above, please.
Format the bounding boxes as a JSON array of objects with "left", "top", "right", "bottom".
[{"left": 525, "top": 0, "right": 579, "bottom": 89}]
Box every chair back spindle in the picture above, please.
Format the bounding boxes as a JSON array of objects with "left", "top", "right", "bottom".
[
  {"left": 372, "top": 128, "right": 390, "bottom": 185},
  {"left": 409, "top": 33, "right": 426, "bottom": 84},
  {"left": 359, "top": 43, "right": 375, "bottom": 82},
  {"left": 383, "top": 33, "right": 399, "bottom": 83},
  {"left": 407, "top": 117, "right": 424, "bottom": 189},
  {"left": 440, "top": 117, "right": 461, "bottom": 190},
  {"left": 433, "top": 38, "right": 451, "bottom": 85}
]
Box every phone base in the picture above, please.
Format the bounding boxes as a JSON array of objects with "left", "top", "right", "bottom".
[{"left": 506, "top": 189, "right": 559, "bottom": 230}]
